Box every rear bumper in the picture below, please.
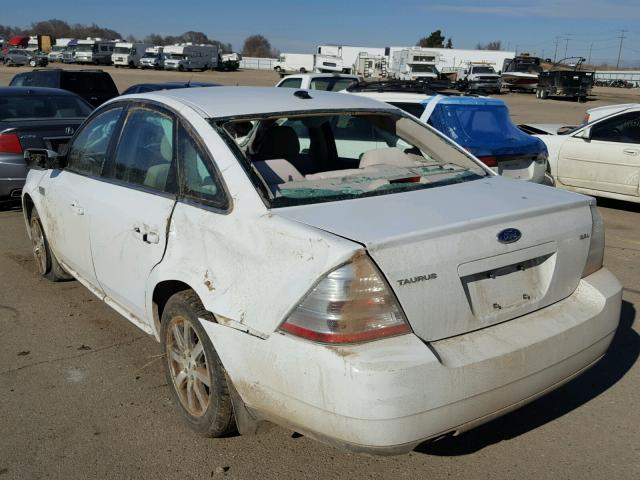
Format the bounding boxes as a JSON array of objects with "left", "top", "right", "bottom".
[
  {"left": 202, "top": 268, "right": 622, "bottom": 455},
  {"left": 0, "top": 157, "right": 27, "bottom": 198}
]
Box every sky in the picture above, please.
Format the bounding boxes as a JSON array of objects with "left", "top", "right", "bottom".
[{"left": 4, "top": 0, "right": 640, "bottom": 66}]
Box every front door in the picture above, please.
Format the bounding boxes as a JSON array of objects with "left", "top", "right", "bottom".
[
  {"left": 559, "top": 111, "right": 640, "bottom": 196},
  {"left": 88, "top": 105, "right": 177, "bottom": 324},
  {"left": 45, "top": 106, "right": 124, "bottom": 286}
]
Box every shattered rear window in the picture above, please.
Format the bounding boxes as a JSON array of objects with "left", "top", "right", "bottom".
[{"left": 216, "top": 111, "right": 486, "bottom": 207}]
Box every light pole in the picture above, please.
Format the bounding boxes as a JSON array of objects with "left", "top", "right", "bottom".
[{"left": 616, "top": 30, "right": 627, "bottom": 69}]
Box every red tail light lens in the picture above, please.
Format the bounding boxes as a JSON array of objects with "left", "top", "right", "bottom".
[
  {"left": 280, "top": 255, "right": 410, "bottom": 344},
  {"left": 0, "top": 134, "right": 23, "bottom": 154},
  {"left": 477, "top": 156, "right": 498, "bottom": 167}
]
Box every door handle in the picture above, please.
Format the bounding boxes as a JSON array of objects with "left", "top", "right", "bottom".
[
  {"left": 143, "top": 232, "right": 160, "bottom": 244},
  {"left": 70, "top": 201, "right": 84, "bottom": 215},
  {"left": 623, "top": 148, "right": 639, "bottom": 156}
]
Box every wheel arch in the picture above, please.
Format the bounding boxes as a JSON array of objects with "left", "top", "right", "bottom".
[
  {"left": 22, "top": 193, "right": 35, "bottom": 237},
  {"left": 150, "top": 279, "right": 218, "bottom": 340}
]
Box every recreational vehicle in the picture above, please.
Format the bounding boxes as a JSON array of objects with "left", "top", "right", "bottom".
[
  {"left": 390, "top": 48, "right": 441, "bottom": 80},
  {"left": 163, "top": 44, "right": 218, "bottom": 71},
  {"left": 74, "top": 39, "right": 116, "bottom": 65}
]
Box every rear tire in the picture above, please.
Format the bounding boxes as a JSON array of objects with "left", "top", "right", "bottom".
[
  {"left": 29, "top": 59, "right": 37, "bottom": 67},
  {"left": 29, "top": 210, "right": 73, "bottom": 282},
  {"left": 161, "top": 290, "right": 236, "bottom": 437}
]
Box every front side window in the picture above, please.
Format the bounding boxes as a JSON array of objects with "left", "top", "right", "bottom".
[
  {"left": 67, "top": 107, "right": 123, "bottom": 176},
  {"left": 218, "top": 111, "right": 486, "bottom": 207},
  {"left": 178, "top": 124, "right": 227, "bottom": 208},
  {"left": 106, "top": 108, "right": 176, "bottom": 192},
  {"left": 590, "top": 112, "right": 640, "bottom": 144}
]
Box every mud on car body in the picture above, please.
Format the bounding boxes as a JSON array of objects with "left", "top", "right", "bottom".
[{"left": 21, "top": 87, "right": 621, "bottom": 454}]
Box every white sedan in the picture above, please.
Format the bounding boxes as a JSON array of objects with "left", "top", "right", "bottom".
[
  {"left": 21, "top": 87, "right": 621, "bottom": 454},
  {"left": 531, "top": 103, "right": 640, "bottom": 203}
]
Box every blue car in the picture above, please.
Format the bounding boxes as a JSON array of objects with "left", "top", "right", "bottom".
[{"left": 349, "top": 86, "right": 549, "bottom": 183}]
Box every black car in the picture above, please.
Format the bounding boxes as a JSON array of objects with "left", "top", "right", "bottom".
[
  {"left": 9, "top": 68, "right": 119, "bottom": 108},
  {"left": 121, "top": 81, "right": 220, "bottom": 95},
  {"left": 0, "top": 87, "right": 93, "bottom": 202}
]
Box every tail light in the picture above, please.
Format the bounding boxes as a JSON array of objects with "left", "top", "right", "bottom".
[
  {"left": 477, "top": 156, "right": 498, "bottom": 167},
  {"left": 279, "top": 255, "right": 410, "bottom": 344},
  {"left": 0, "top": 133, "right": 23, "bottom": 154},
  {"left": 582, "top": 204, "right": 605, "bottom": 278}
]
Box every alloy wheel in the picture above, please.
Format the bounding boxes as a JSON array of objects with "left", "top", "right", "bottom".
[
  {"left": 30, "top": 217, "right": 47, "bottom": 275},
  {"left": 165, "top": 315, "right": 211, "bottom": 417}
]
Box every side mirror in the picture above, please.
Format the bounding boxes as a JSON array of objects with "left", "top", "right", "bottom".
[
  {"left": 574, "top": 126, "right": 592, "bottom": 141},
  {"left": 464, "top": 69, "right": 468, "bottom": 75},
  {"left": 24, "top": 149, "right": 67, "bottom": 170}
]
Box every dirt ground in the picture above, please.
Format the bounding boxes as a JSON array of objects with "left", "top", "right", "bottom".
[{"left": 0, "top": 65, "right": 639, "bottom": 480}]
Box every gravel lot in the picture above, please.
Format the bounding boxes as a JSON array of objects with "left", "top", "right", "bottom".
[{"left": 0, "top": 65, "right": 639, "bottom": 480}]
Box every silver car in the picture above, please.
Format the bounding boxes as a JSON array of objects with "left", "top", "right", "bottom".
[{"left": 4, "top": 49, "right": 48, "bottom": 67}]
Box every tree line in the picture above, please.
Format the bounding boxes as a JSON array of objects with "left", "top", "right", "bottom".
[{"left": 0, "top": 19, "right": 280, "bottom": 57}]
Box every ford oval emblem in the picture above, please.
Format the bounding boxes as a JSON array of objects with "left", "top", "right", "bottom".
[{"left": 497, "top": 228, "right": 522, "bottom": 244}]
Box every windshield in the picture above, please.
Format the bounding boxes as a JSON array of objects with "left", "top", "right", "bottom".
[
  {"left": 411, "top": 64, "right": 438, "bottom": 73},
  {"left": 512, "top": 62, "right": 542, "bottom": 73},
  {"left": 76, "top": 44, "right": 96, "bottom": 52},
  {"left": 472, "top": 66, "right": 495, "bottom": 74},
  {"left": 50, "top": 46, "right": 64, "bottom": 52},
  {"left": 143, "top": 52, "right": 158, "bottom": 58},
  {"left": 168, "top": 54, "right": 184, "bottom": 60},
  {"left": 217, "top": 111, "right": 486, "bottom": 207},
  {"left": 114, "top": 47, "right": 131, "bottom": 54},
  {"left": 0, "top": 94, "right": 92, "bottom": 120}
]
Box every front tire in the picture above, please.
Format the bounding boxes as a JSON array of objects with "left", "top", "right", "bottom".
[
  {"left": 161, "top": 290, "right": 235, "bottom": 437},
  {"left": 29, "top": 59, "right": 37, "bottom": 67},
  {"left": 29, "top": 210, "right": 72, "bottom": 281}
]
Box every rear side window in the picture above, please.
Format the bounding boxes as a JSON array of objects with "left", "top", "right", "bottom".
[
  {"left": 106, "top": 108, "right": 176, "bottom": 192},
  {"left": 29, "top": 71, "right": 59, "bottom": 88},
  {"left": 178, "top": 124, "right": 228, "bottom": 209},
  {"left": 591, "top": 112, "right": 640, "bottom": 144},
  {"left": 278, "top": 78, "right": 303, "bottom": 89},
  {"left": 61, "top": 73, "right": 118, "bottom": 96},
  {"left": 9, "top": 74, "right": 29, "bottom": 86},
  {"left": 67, "top": 107, "right": 123, "bottom": 176}
]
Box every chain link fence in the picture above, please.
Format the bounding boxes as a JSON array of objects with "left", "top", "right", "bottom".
[{"left": 239, "top": 57, "right": 277, "bottom": 70}]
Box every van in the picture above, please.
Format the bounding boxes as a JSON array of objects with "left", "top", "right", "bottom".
[
  {"left": 163, "top": 44, "right": 218, "bottom": 71},
  {"left": 74, "top": 39, "right": 116, "bottom": 65},
  {"left": 112, "top": 42, "right": 153, "bottom": 68}
]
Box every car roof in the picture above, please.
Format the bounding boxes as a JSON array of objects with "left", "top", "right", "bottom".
[
  {"left": 349, "top": 90, "right": 504, "bottom": 106},
  {"left": 128, "top": 82, "right": 220, "bottom": 88},
  {"left": 587, "top": 103, "right": 639, "bottom": 114},
  {"left": 280, "top": 73, "right": 360, "bottom": 80},
  {"left": 122, "top": 86, "right": 399, "bottom": 118},
  {"left": 0, "top": 86, "right": 82, "bottom": 97}
]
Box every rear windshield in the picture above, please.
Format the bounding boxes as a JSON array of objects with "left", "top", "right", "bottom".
[
  {"left": 216, "top": 111, "right": 486, "bottom": 207},
  {"left": 61, "top": 73, "right": 118, "bottom": 95},
  {"left": 428, "top": 104, "right": 525, "bottom": 148},
  {"left": 0, "top": 94, "right": 93, "bottom": 120},
  {"left": 309, "top": 78, "right": 358, "bottom": 92}
]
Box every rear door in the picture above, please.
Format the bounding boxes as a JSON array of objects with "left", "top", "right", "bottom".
[
  {"left": 559, "top": 111, "right": 640, "bottom": 196},
  {"left": 87, "top": 103, "right": 177, "bottom": 324}
]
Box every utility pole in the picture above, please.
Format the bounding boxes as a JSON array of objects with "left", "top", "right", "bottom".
[
  {"left": 616, "top": 30, "right": 627, "bottom": 69},
  {"left": 553, "top": 36, "right": 560, "bottom": 62},
  {"left": 563, "top": 36, "right": 571, "bottom": 58},
  {"left": 587, "top": 43, "right": 593, "bottom": 65}
]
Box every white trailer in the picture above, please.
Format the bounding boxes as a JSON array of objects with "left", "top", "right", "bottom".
[
  {"left": 390, "top": 48, "right": 441, "bottom": 80},
  {"left": 112, "top": 42, "right": 153, "bottom": 68},
  {"left": 163, "top": 44, "right": 218, "bottom": 71},
  {"left": 273, "top": 53, "right": 314, "bottom": 75},
  {"left": 428, "top": 48, "right": 516, "bottom": 75},
  {"left": 314, "top": 45, "right": 388, "bottom": 74}
]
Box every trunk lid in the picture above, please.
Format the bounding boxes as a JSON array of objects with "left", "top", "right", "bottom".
[
  {"left": 1, "top": 118, "right": 85, "bottom": 152},
  {"left": 275, "top": 177, "right": 593, "bottom": 341}
]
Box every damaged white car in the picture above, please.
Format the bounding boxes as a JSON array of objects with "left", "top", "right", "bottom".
[{"left": 21, "top": 87, "right": 622, "bottom": 454}]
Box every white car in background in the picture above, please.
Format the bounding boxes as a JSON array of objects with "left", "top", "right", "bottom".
[
  {"left": 275, "top": 73, "right": 360, "bottom": 91},
  {"left": 21, "top": 87, "right": 621, "bottom": 454},
  {"left": 528, "top": 103, "right": 640, "bottom": 203}
]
